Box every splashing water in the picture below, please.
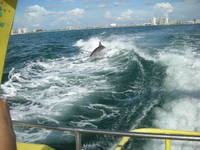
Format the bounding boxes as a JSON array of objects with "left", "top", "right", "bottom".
[{"left": 1, "top": 25, "right": 200, "bottom": 150}]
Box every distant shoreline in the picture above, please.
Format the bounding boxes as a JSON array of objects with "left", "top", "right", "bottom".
[{"left": 11, "top": 23, "right": 200, "bottom": 35}]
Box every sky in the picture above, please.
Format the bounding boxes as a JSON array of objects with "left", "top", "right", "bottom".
[{"left": 13, "top": 0, "right": 200, "bottom": 31}]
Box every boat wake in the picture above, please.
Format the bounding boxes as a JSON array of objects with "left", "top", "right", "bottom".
[{"left": 1, "top": 26, "right": 200, "bottom": 149}]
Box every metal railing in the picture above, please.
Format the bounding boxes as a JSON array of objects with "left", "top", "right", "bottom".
[{"left": 13, "top": 121, "right": 200, "bottom": 150}]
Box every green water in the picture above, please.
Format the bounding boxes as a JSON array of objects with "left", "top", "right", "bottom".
[{"left": 1, "top": 24, "right": 200, "bottom": 150}]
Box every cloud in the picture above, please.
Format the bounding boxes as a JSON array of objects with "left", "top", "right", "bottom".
[
  {"left": 68, "top": 8, "right": 85, "bottom": 16},
  {"left": 26, "top": 5, "right": 49, "bottom": 17},
  {"left": 117, "top": 9, "right": 134, "bottom": 21},
  {"left": 144, "top": 1, "right": 156, "bottom": 6},
  {"left": 32, "top": 24, "right": 40, "bottom": 27},
  {"left": 26, "top": 5, "right": 85, "bottom": 17},
  {"left": 170, "top": 0, "right": 200, "bottom": 21},
  {"left": 83, "top": 0, "right": 110, "bottom": 8},
  {"left": 104, "top": 9, "right": 135, "bottom": 23},
  {"left": 24, "top": 5, "right": 85, "bottom": 30},
  {"left": 105, "top": 11, "right": 112, "bottom": 18},
  {"left": 97, "top": 4, "right": 106, "bottom": 8},
  {"left": 154, "top": 2, "right": 173, "bottom": 17},
  {"left": 45, "top": 4, "right": 68, "bottom": 9},
  {"left": 113, "top": 2, "right": 120, "bottom": 6}
]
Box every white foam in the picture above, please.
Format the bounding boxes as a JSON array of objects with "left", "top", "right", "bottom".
[
  {"left": 74, "top": 34, "right": 152, "bottom": 60},
  {"left": 159, "top": 50, "right": 200, "bottom": 92},
  {"left": 2, "top": 33, "right": 148, "bottom": 142},
  {"left": 70, "top": 104, "right": 120, "bottom": 128},
  {"left": 145, "top": 98, "right": 200, "bottom": 150},
  {"left": 154, "top": 98, "right": 200, "bottom": 130},
  {"left": 146, "top": 39, "right": 200, "bottom": 149}
]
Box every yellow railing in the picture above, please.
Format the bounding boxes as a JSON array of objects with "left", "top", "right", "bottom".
[
  {"left": 115, "top": 128, "right": 200, "bottom": 150},
  {"left": 13, "top": 121, "right": 200, "bottom": 150},
  {"left": 17, "top": 142, "right": 56, "bottom": 150}
]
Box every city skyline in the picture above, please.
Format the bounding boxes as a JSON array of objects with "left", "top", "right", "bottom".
[{"left": 13, "top": 0, "right": 200, "bottom": 31}]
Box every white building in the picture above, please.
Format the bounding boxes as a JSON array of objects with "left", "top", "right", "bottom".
[
  {"left": 17, "top": 29, "right": 22, "bottom": 34},
  {"left": 151, "top": 17, "right": 157, "bottom": 25},
  {"left": 165, "top": 17, "right": 169, "bottom": 24},
  {"left": 22, "top": 28, "right": 27, "bottom": 33},
  {"left": 110, "top": 23, "right": 117, "bottom": 27},
  {"left": 16, "top": 28, "right": 27, "bottom": 34},
  {"left": 194, "top": 19, "right": 200, "bottom": 24},
  {"left": 151, "top": 17, "right": 169, "bottom": 25},
  {"left": 157, "top": 17, "right": 168, "bottom": 25}
]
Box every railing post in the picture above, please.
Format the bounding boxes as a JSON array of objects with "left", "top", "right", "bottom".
[
  {"left": 75, "top": 132, "right": 81, "bottom": 150},
  {"left": 165, "top": 139, "right": 171, "bottom": 150}
]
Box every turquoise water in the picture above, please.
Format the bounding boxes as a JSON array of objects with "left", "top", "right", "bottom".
[{"left": 1, "top": 24, "right": 200, "bottom": 150}]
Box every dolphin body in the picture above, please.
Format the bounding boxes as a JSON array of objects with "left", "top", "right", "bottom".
[{"left": 90, "top": 42, "right": 105, "bottom": 57}]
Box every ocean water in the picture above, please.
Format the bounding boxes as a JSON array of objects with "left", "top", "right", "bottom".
[{"left": 1, "top": 24, "right": 200, "bottom": 150}]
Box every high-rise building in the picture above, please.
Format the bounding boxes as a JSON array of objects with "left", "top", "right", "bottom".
[
  {"left": 16, "top": 28, "right": 27, "bottom": 34},
  {"left": 22, "top": 28, "right": 27, "bottom": 33},
  {"left": 165, "top": 17, "right": 169, "bottom": 24},
  {"left": 151, "top": 17, "right": 157, "bottom": 25},
  {"left": 151, "top": 17, "right": 169, "bottom": 25},
  {"left": 157, "top": 17, "right": 166, "bottom": 25},
  {"left": 110, "top": 23, "right": 117, "bottom": 27},
  {"left": 194, "top": 19, "right": 200, "bottom": 24}
]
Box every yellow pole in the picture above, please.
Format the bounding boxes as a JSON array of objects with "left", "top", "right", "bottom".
[
  {"left": 0, "top": 0, "right": 17, "bottom": 84},
  {"left": 115, "top": 128, "right": 200, "bottom": 150},
  {"left": 165, "top": 139, "right": 171, "bottom": 150}
]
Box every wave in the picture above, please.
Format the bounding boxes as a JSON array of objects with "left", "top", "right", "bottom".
[
  {"left": 143, "top": 33, "right": 200, "bottom": 150},
  {"left": 2, "top": 26, "right": 200, "bottom": 150},
  {"left": 2, "top": 33, "right": 163, "bottom": 146}
]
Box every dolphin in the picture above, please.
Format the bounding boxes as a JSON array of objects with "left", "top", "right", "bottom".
[{"left": 90, "top": 42, "right": 105, "bottom": 57}]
